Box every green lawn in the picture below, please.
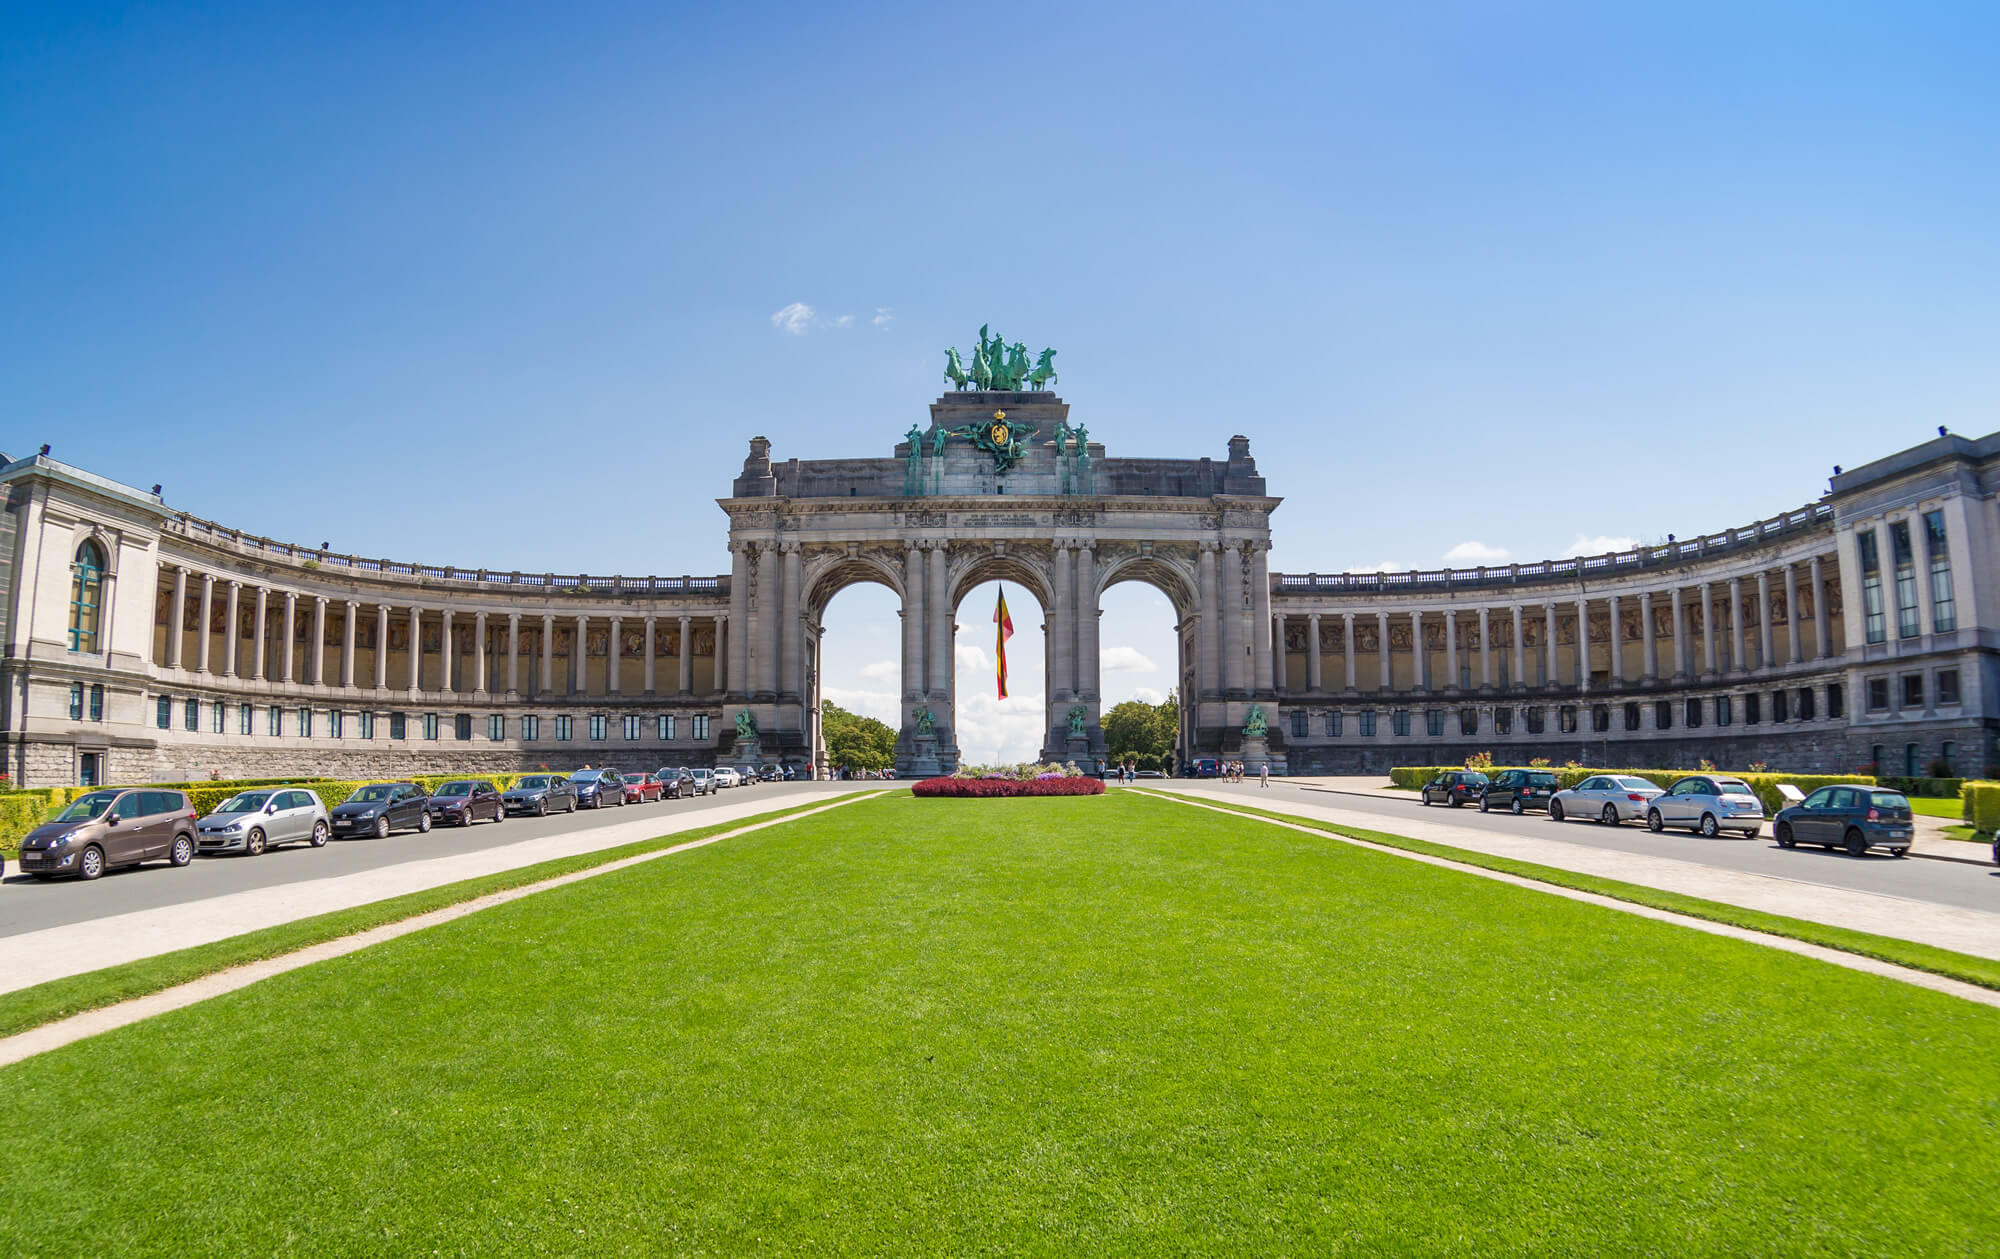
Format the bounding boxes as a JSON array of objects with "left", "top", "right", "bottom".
[
  {"left": 1908, "top": 795, "right": 1965, "bottom": 819},
  {"left": 3, "top": 792, "right": 1996, "bottom": 1254}
]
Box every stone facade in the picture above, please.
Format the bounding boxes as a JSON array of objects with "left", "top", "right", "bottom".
[{"left": 4, "top": 404, "right": 1998, "bottom": 786}]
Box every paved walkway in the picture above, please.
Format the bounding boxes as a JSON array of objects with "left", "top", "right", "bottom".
[
  {"left": 1145, "top": 784, "right": 2000, "bottom": 961},
  {"left": 1, "top": 790, "right": 879, "bottom": 997}
]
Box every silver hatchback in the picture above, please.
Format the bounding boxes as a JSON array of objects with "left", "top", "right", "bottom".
[
  {"left": 197, "top": 788, "right": 331, "bottom": 856},
  {"left": 1645, "top": 775, "right": 1765, "bottom": 839}
]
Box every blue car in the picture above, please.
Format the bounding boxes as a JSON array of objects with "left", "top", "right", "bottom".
[{"left": 567, "top": 769, "right": 627, "bottom": 809}]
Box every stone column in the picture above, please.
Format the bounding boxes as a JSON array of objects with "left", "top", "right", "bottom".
[
  {"left": 642, "top": 617, "right": 656, "bottom": 694},
  {"left": 678, "top": 615, "right": 692, "bottom": 694},
  {"left": 222, "top": 581, "right": 240, "bottom": 677},
  {"left": 506, "top": 613, "right": 520, "bottom": 694},
  {"left": 903, "top": 543, "right": 926, "bottom": 701},
  {"left": 196, "top": 573, "right": 214, "bottom": 673},
  {"left": 928, "top": 542, "right": 952, "bottom": 699},
  {"left": 1575, "top": 599, "right": 1589, "bottom": 690},
  {"left": 308, "top": 596, "right": 326, "bottom": 685},
  {"left": 1375, "top": 611, "right": 1390, "bottom": 691},
  {"left": 540, "top": 613, "right": 554, "bottom": 693},
  {"left": 1699, "top": 582, "right": 1716, "bottom": 677},
  {"left": 608, "top": 615, "right": 623, "bottom": 694},
  {"left": 727, "top": 543, "right": 751, "bottom": 699},
  {"left": 474, "top": 611, "right": 488, "bottom": 694},
  {"left": 1444, "top": 611, "right": 1458, "bottom": 691},
  {"left": 1640, "top": 591, "right": 1657, "bottom": 681},
  {"left": 781, "top": 543, "right": 803, "bottom": 699},
  {"left": 1543, "top": 603, "right": 1557, "bottom": 688},
  {"left": 1197, "top": 543, "right": 1221, "bottom": 697},
  {"left": 1511, "top": 605, "right": 1524, "bottom": 688},
  {"left": 1410, "top": 610, "right": 1426, "bottom": 692},
  {"left": 166, "top": 567, "right": 188, "bottom": 669},
  {"left": 252, "top": 586, "right": 269, "bottom": 680},
  {"left": 1669, "top": 588, "right": 1686, "bottom": 680},
  {"left": 1478, "top": 607, "right": 1492, "bottom": 689},
  {"left": 573, "top": 614, "right": 588, "bottom": 695},
  {"left": 1341, "top": 612, "right": 1355, "bottom": 691},
  {"left": 1049, "top": 543, "right": 1074, "bottom": 701},
  {"left": 1728, "top": 577, "right": 1745, "bottom": 674},
  {"left": 1306, "top": 613, "right": 1323, "bottom": 692},
  {"left": 281, "top": 592, "right": 297, "bottom": 683},
  {"left": 407, "top": 606, "right": 421, "bottom": 692},
  {"left": 1223, "top": 550, "right": 1247, "bottom": 696},
  {"left": 1606, "top": 594, "right": 1622, "bottom": 685},
  {"left": 1756, "top": 571, "right": 1774, "bottom": 670},
  {"left": 439, "top": 608, "right": 454, "bottom": 693},
  {"left": 1077, "top": 543, "right": 1100, "bottom": 700},
  {"left": 759, "top": 547, "right": 781, "bottom": 700},
  {"left": 1272, "top": 612, "right": 1286, "bottom": 693},
  {"left": 1811, "top": 556, "right": 1831, "bottom": 658},
  {"left": 1248, "top": 544, "right": 1273, "bottom": 695},
  {"left": 374, "top": 605, "right": 389, "bottom": 689},
  {"left": 1785, "top": 565, "right": 1803, "bottom": 662},
  {"left": 342, "top": 601, "right": 358, "bottom": 687}
]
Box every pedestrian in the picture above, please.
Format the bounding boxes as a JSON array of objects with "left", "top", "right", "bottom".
[{"left": 1259, "top": 760, "right": 1269, "bottom": 788}]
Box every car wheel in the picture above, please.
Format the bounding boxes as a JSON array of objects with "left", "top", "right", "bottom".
[
  {"left": 1601, "top": 804, "right": 1619, "bottom": 826},
  {"left": 1775, "top": 822, "right": 1795, "bottom": 848},
  {"left": 1646, "top": 809, "right": 1664, "bottom": 833},
  {"left": 458, "top": 809, "right": 472, "bottom": 827},
  {"left": 170, "top": 835, "right": 194, "bottom": 867},
  {"left": 1844, "top": 829, "right": 1867, "bottom": 858},
  {"left": 1420, "top": 789, "right": 1431, "bottom": 806},
  {"left": 309, "top": 821, "right": 328, "bottom": 848},
  {"left": 1699, "top": 813, "right": 1719, "bottom": 838},
  {"left": 375, "top": 815, "right": 391, "bottom": 839},
  {"left": 246, "top": 827, "right": 266, "bottom": 857},
  {"left": 1549, "top": 800, "right": 1564, "bottom": 823},
  {"left": 492, "top": 807, "right": 504, "bottom": 824},
  {"left": 1891, "top": 847, "right": 1907, "bottom": 858},
  {"left": 418, "top": 812, "right": 432, "bottom": 834},
  {"left": 80, "top": 844, "right": 105, "bottom": 880},
  {"left": 537, "top": 801, "right": 547, "bottom": 817},
  {"left": 1478, "top": 794, "right": 1489, "bottom": 812},
  {"left": 1510, "top": 798, "right": 1524, "bottom": 815}
]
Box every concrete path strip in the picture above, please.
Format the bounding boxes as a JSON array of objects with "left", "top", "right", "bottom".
[
  {"left": 1, "top": 793, "right": 873, "bottom": 997},
  {"left": 0, "top": 792, "right": 882, "bottom": 1068},
  {"left": 1141, "top": 790, "right": 2000, "bottom": 1008}
]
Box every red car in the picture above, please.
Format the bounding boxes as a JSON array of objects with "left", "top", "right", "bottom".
[{"left": 621, "top": 772, "right": 664, "bottom": 804}]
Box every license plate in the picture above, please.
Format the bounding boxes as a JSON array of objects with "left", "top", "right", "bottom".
[{"left": 1888, "top": 828, "right": 1909, "bottom": 838}]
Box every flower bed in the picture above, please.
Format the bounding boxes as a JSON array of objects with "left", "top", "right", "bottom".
[{"left": 911, "top": 776, "right": 1106, "bottom": 798}]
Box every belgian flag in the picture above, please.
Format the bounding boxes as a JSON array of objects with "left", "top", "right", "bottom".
[{"left": 994, "top": 588, "right": 1014, "bottom": 699}]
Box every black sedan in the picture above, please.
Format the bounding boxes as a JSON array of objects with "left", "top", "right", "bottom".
[
  {"left": 329, "top": 782, "right": 431, "bottom": 839},
  {"left": 654, "top": 768, "right": 695, "bottom": 800},
  {"left": 429, "top": 780, "right": 506, "bottom": 827},
  {"left": 504, "top": 774, "right": 578, "bottom": 816}
]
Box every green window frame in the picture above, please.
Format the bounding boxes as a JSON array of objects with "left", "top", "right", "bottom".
[{"left": 69, "top": 540, "right": 105, "bottom": 652}]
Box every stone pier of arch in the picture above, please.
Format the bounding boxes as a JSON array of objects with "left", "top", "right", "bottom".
[{"left": 720, "top": 392, "right": 1279, "bottom": 776}]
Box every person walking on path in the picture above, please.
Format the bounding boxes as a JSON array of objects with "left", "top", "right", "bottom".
[{"left": 1259, "top": 761, "right": 1270, "bottom": 788}]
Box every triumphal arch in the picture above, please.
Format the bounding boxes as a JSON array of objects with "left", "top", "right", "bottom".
[{"left": 721, "top": 343, "right": 1278, "bottom": 775}]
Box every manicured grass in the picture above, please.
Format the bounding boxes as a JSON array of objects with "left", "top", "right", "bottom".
[
  {"left": 0, "top": 797, "right": 857, "bottom": 1041},
  {"left": 1943, "top": 823, "right": 1988, "bottom": 845},
  {"left": 1160, "top": 793, "right": 2000, "bottom": 992},
  {"left": 1909, "top": 796, "right": 1965, "bottom": 819},
  {"left": 3, "top": 792, "right": 1997, "bottom": 1254}
]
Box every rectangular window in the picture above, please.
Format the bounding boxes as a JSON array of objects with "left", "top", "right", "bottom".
[
  {"left": 1591, "top": 704, "right": 1609, "bottom": 733},
  {"left": 1357, "top": 710, "right": 1377, "bottom": 738},
  {"left": 211, "top": 699, "right": 225, "bottom": 733},
  {"left": 1827, "top": 683, "right": 1844, "bottom": 718},
  {"left": 590, "top": 714, "right": 608, "bottom": 741},
  {"left": 660, "top": 714, "right": 676, "bottom": 741},
  {"left": 1623, "top": 702, "right": 1640, "bottom": 732},
  {"left": 1866, "top": 678, "right": 1889, "bottom": 712},
  {"left": 522, "top": 714, "right": 540, "bottom": 741},
  {"left": 1891, "top": 520, "right": 1919, "bottom": 639},
  {"left": 556, "top": 715, "right": 573, "bottom": 741},
  {"left": 1423, "top": 709, "right": 1443, "bottom": 737},
  {"left": 1796, "top": 687, "right": 1815, "bottom": 721},
  {"left": 692, "top": 713, "right": 710, "bottom": 741},
  {"left": 1942, "top": 740, "right": 1956, "bottom": 774},
  {"left": 1654, "top": 700, "right": 1672, "bottom": 731},
  {"left": 69, "top": 682, "right": 84, "bottom": 720},
  {"left": 1772, "top": 690, "right": 1788, "bottom": 723},
  {"left": 329, "top": 709, "right": 343, "bottom": 739},
  {"left": 185, "top": 698, "right": 200, "bottom": 732},
  {"left": 157, "top": 695, "right": 172, "bottom": 729},
  {"left": 298, "top": 706, "right": 313, "bottom": 738},
  {"left": 1325, "top": 711, "right": 1343, "bottom": 737},
  {"left": 1493, "top": 707, "right": 1511, "bottom": 735},
  {"left": 1558, "top": 705, "right": 1577, "bottom": 734},
  {"left": 624, "top": 714, "right": 642, "bottom": 741},
  {"left": 424, "top": 713, "right": 440, "bottom": 740},
  {"left": 1859, "top": 529, "right": 1885, "bottom": 644},
  {"left": 240, "top": 702, "right": 253, "bottom": 735},
  {"left": 268, "top": 705, "right": 282, "bottom": 736},
  {"left": 1392, "top": 709, "right": 1411, "bottom": 737},
  {"left": 390, "top": 712, "right": 407, "bottom": 740},
  {"left": 1716, "top": 695, "right": 1732, "bottom": 727},
  {"left": 1291, "top": 711, "right": 1309, "bottom": 738},
  {"left": 455, "top": 713, "right": 473, "bottom": 741},
  {"left": 1459, "top": 708, "right": 1478, "bottom": 737},
  {"left": 1684, "top": 698, "right": 1702, "bottom": 728},
  {"left": 1925, "top": 510, "right": 1956, "bottom": 632},
  {"left": 1524, "top": 707, "right": 1544, "bottom": 734},
  {"left": 360, "top": 710, "right": 374, "bottom": 740},
  {"left": 489, "top": 714, "right": 505, "bottom": 740},
  {"left": 1745, "top": 692, "right": 1760, "bottom": 725},
  {"left": 1937, "top": 669, "right": 1960, "bottom": 706},
  {"left": 1901, "top": 674, "right": 1923, "bottom": 709}
]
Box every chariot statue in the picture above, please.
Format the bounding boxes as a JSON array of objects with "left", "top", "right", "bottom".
[
  {"left": 735, "top": 709, "right": 758, "bottom": 739},
  {"left": 1243, "top": 704, "right": 1268, "bottom": 738}
]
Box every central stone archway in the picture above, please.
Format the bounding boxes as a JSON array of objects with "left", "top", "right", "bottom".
[{"left": 719, "top": 392, "right": 1280, "bottom": 777}]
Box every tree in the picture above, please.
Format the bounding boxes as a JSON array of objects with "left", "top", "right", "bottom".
[
  {"left": 1103, "top": 691, "right": 1178, "bottom": 770},
  {"left": 821, "top": 699, "right": 896, "bottom": 772}
]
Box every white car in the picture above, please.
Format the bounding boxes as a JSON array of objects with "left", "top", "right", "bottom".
[
  {"left": 713, "top": 768, "right": 742, "bottom": 788},
  {"left": 1548, "top": 775, "right": 1664, "bottom": 826}
]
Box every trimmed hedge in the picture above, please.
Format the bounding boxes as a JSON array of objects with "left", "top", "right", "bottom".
[
  {"left": 1877, "top": 775, "right": 1964, "bottom": 799},
  {"left": 912, "top": 776, "right": 1106, "bottom": 798},
  {"left": 1390, "top": 766, "right": 1877, "bottom": 818},
  {"left": 1959, "top": 781, "right": 2000, "bottom": 834}
]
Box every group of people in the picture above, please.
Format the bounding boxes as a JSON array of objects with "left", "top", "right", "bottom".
[{"left": 1217, "top": 760, "right": 1270, "bottom": 787}]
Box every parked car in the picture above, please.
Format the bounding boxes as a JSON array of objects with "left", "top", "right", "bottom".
[
  {"left": 1479, "top": 769, "right": 1560, "bottom": 814},
  {"left": 1136, "top": 769, "right": 1164, "bottom": 779},
  {"left": 1548, "top": 775, "right": 1665, "bottom": 826},
  {"left": 714, "top": 768, "right": 742, "bottom": 789},
  {"left": 760, "top": 766, "right": 784, "bottom": 782},
  {"left": 429, "top": 780, "right": 506, "bottom": 827},
  {"left": 568, "top": 769, "right": 625, "bottom": 808},
  {"left": 17, "top": 787, "right": 197, "bottom": 880},
  {"left": 330, "top": 782, "right": 431, "bottom": 839},
  {"left": 622, "top": 772, "right": 664, "bottom": 804},
  {"left": 1420, "top": 770, "right": 1489, "bottom": 808},
  {"left": 197, "top": 788, "right": 330, "bottom": 856},
  {"left": 1774, "top": 785, "right": 1914, "bottom": 857},
  {"left": 655, "top": 768, "right": 695, "bottom": 800},
  {"left": 685, "top": 768, "right": 716, "bottom": 796},
  {"left": 1645, "top": 775, "right": 1765, "bottom": 838},
  {"left": 503, "top": 774, "right": 576, "bottom": 816}
]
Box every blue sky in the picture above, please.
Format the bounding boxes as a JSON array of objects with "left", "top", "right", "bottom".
[{"left": 6, "top": 2, "right": 1996, "bottom": 757}]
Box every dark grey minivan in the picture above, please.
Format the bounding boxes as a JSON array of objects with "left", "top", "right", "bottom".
[{"left": 17, "top": 788, "right": 197, "bottom": 880}]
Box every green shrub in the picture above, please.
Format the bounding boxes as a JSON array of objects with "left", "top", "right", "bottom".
[
  {"left": 1877, "top": 775, "right": 1964, "bottom": 799},
  {"left": 1959, "top": 781, "right": 2000, "bottom": 834}
]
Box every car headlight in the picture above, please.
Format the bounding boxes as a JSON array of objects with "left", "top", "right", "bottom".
[{"left": 225, "top": 821, "right": 244, "bottom": 832}]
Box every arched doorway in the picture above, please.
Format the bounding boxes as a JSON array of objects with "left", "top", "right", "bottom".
[
  {"left": 801, "top": 553, "right": 906, "bottom": 778},
  {"left": 950, "top": 579, "right": 1047, "bottom": 766}
]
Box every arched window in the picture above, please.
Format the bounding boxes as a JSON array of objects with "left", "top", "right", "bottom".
[{"left": 69, "top": 540, "right": 106, "bottom": 652}]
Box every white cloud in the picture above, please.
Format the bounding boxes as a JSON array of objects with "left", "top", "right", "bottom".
[
  {"left": 1442, "top": 540, "right": 1509, "bottom": 564},
  {"left": 1130, "top": 686, "right": 1165, "bottom": 705},
  {"left": 769, "top": 302, "right": 816, "bottom": 335},
  {"left": 821, "top": 684, "right": 899, "bottom": 728},
  {"left": 833, "top": 313, "right": 854, "bottom": 328},
  {"left": 1353, "top": 560, "right": 1407, "bottom": 573},
  {"left": 955, "top": 642, "right": 990, "bottom": 672},
  {"left": 858, "top": 659, "right": 898, "bottom": 683},
  {"left": 872, "top": 307, "right": 894, "bottom": 328},
  {"left": 1099, "top": 645, "right": 1156, "bottom": 673},
  {"left": 1565, "top": 534, "right": 1639, "bottom": 556}
]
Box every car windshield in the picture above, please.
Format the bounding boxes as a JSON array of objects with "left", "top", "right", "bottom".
[
  {"left": 349, "top": 785, "right": 396, "bottom": 803},
  {"left": 217, "top": 792, "right": 272, "bottom": 814},
  {"left": 438, "top": 781, "right": 478, "bottom": 796},
  {"left": 1714, "top": 780, "right": 1753, "bottom": 795},
  {"left": 1614, "top": 777, "right": 1658, "bottom": 791},
  {"left": 570, "top": 771, "right": 602, "bottom": 782},
  {"left": 516, "top": 776, "right": 552, "bottom": 790},
  {"left": 1870, "top": 791, "right": 1910, "bottom": 808},
  {"left": 56, "top": 791, "right": 119, "bottom": 822}
]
